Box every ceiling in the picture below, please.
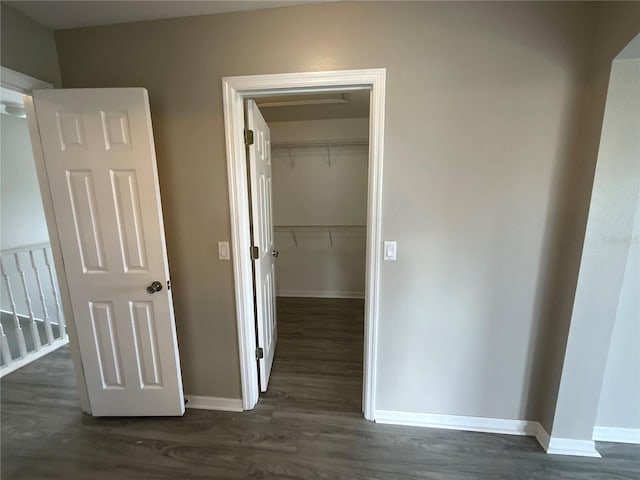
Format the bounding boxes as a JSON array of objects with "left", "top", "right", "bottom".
[
  {"left": 256, "top": 91, "right": 370, "bottom": 123},
  {"left": 6, "top": 1, "right": 335, "bottom": 30}
]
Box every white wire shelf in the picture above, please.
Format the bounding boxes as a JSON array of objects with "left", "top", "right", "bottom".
[
  {"left": 274, "top": 225, "right": 366, "bottom": 247},
  {"left": 271, "top": 139, "right": 368, "bottom": 148},
  {"left": 271, "top": 139, "right": 368, "bottom": 167}
]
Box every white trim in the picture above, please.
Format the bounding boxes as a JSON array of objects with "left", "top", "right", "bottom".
[
  {"left": 0, "top": 337, "right": 68, "bottom": 378},
  {"left": 222, "top": 77, "right": 260, "bottom": 411},
  {"left": 546, "top": 438, "right": 601, "bottom": 458},
  {"left": 1, "top": 66, "right": 91, "bottom": 414},
  {"left": 0, "top": 242, "right": 52, "bottom": 256},
  {"left": 535, "top": 422, "right": 551, "bottom": 451},
  {"left": 376, "top": 410, "right": 602, "bottom": 458},
  {"left": 185, "top": 395, "right": 243, "bottom": 412},
  {"left": 593, "top": 426, "right": 640, "bottom": 444},
  {"left": 0, "top": 66, "right": 52, "bottom": 94},
  {"left": 375, "top": 409, "right": 539, "bottom": 436},
  {"left": 536, "top": 424, "right": 601, "bottom": 457},
  {"left": 276, "top": 290, "right": 365, "bottom": 299},
  {"left": 222, "top": 68, "right": 386, "bottom": 419}
]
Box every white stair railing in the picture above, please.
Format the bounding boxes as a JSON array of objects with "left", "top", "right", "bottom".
[
  {"left": 30, "top": 250, "right": 55, "bottom": 345},
  {"left": 0, "top": 243, "right": 68, "bottom": 377},
  {"left": 0, "top": 256, "right": 28, "bottom": 359},
  {"left": 43, "top": 248, "right": 65, "bottom": 337},
  {"left": 14, "top": 252, "right": 42, "bottom": 352}
]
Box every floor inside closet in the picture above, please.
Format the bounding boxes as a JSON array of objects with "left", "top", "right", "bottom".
[
  {"left": 264, "top": 297, "right": 364, "bottom": 413},
  {"left": 1, "top": 297, "right": 639, "bottom": 479}
]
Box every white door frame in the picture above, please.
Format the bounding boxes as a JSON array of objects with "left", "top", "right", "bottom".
[
  {"left": 0, "top": 66, "right": 91, "bottom": 412},
  {"left": 221, "top": 68, "right": 386, "bottom": 419}
]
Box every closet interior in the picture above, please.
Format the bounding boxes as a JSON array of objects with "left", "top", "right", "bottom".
[{"left": 254, "top": 90, "right": 370, "bottom": 412}]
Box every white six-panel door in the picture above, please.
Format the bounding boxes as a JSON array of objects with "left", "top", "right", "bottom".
[
  {"left": 246, "top": 100, "right": 277, "bottom": 392},
  {"left": 32, "top": 88, "right": 184, "bottom": 416}
]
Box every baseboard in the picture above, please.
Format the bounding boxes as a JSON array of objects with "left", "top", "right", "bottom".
[
  {"left": 375, "top": 410, "right": 602, "bottom": 458},
  {"left": 534, "top": 423, "right": 551, "bottom": 451},
  {"left": 374, "top": 409, "right": 538, "bottom": 436},
  {"left": 593, "top": 426, "right": 640, "bottom": 444},
  {"left": 185, "top": 395, "right": 243, "bottom": 412},
  {"left": 536, "top": 423, "right": 601, "bottom": 457},
  {"left": 546, "top": 438, "right": 601, "bottom": 458},
  {"left": 277, "top": 290, "right": 365, "bottom": 299}
]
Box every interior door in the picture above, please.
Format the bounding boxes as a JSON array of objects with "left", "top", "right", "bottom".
[
  {"left": 32, "top": 88, "right": 184, "bottom": 416},
  {"left": 246, "top": 100, "right": 277, "bottom": 392}
]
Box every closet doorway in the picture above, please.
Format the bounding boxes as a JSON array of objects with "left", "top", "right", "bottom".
[
  {"left": 250, "top": 90, "right": 370, "bottom": 413},
  {"left": 222, "top": 69, "right": 386, "bottom": 420}
]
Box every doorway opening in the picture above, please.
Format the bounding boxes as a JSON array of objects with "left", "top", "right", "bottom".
[
  {"left": 222, "top": 69, "right": 386, "bottom": 420},
  {"left": 0, "top": 84, "right": 69, "bottom": 376},
  {"left": 250, "top": 91, "right": 370, "bottom": 413},
  {"left": 2, "top": 67, "right": 185, "bottom": 417}
]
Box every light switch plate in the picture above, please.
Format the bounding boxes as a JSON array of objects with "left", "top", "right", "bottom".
[
  {"left": 218, "top": 241, "right": 230, "bottom": 260},
  {"left": 383, "top": 241, "right": 397, "bottom": 261}
]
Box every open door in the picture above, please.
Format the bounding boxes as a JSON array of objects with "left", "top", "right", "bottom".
[
  {"left": 31, "top": 88, "right": 184, "bottom": 416},
  {"left": 246, "top": 100, "right": 277, "bottom": 392}
]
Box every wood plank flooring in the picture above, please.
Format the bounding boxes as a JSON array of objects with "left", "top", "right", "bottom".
[{"left": 2, "top": 297, "right": 639, "bottom": 479}]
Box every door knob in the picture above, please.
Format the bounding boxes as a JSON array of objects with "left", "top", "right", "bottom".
[
  {"left": 147, "top": 281, "right": 163, "bottom": 294},
  {"left": 272, "top": 250, "right": 279, "bottom": 258}
]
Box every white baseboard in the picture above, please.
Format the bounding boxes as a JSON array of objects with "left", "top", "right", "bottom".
[
  {"left": 374, "top": 409, "right": 538, "bottom": 436},
  {"left": 536, "top": 423, "right": 601, "bottom": 457},
  {"left": 593, "top": 426, "right": 640, "bottom": 444},
  {"left": 277, "top": 290, "right": 365, "bottom": 299},
  {"left": 376, "top": 410, "right": 602, "bottom": 458},
  {"left": 535, "top": 423, "right": 551, "bottom": 451},
  {"left": 547, "top": 438, "right": 601, "bottom": 458},
  {"left": 185, "top": 395, "right": 243, "bottom": 412}
]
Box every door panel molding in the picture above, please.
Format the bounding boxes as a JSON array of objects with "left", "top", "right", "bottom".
[
  {"left": 32, "top": 88, "right": 184, "bottom": 416},
  {"left": 222, "top": 69, "right": 386, "bottom": 419}
]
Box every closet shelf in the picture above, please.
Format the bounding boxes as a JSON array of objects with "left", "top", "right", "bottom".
[
  {"left": 271, "top": 139, "right": 368, "bottom": 167},
  {"left": 274, "top": 225, "right": 366, "bottom": 248},
  {"left": 271, "top": 139, "right": 368, "bottom": 149},
  {"left": 274, "top": 225, "right": 366, "bottom": 229}
]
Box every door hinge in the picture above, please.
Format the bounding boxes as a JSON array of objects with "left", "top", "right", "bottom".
[
  {"left": 167, "top": 280, "right": 171, "bottom": 291},
  {"left": 244, "top": 129, "right": 254, "bottom": 146},
  {"left": 255, "top": 347, "right": 264, "bottom": 360},
  {"left": 250, "top": 245, "right": 259, "bottom": 260}
]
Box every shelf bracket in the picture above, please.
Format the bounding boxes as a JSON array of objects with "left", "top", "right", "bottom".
[
  {"left": 290, "top": 229, "right": 298, "bottom": 247},
  {"left": 328, "top": 228, "right": 334, "bottom": 247}
]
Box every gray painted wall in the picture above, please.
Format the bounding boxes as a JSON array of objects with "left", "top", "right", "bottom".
[
  {"left": 0, "top": 4, "right": 61, "bottom": 87},
  {"left": 529, "top": 8, "right": 640, "bottom": 435},
  {"left": 0, "top": 114, "right": 49, "bottom": 250},
  {"left": 51, "top": 2, "right": 639, "bottom": 419},
  {"left": 551, "top": 56, "right": 640, "bottom": 440},
  {"left": 596, "top": 192, "right": 640, "bottom": 431},
  {"left": 595, "top": 35, "right": 640, "bottom": 434}
]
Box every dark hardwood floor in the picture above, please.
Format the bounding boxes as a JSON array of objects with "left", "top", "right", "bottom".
[{"left": 2, "top": 297, "right": 639, "bottom": 479}]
